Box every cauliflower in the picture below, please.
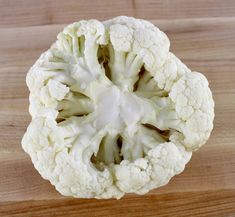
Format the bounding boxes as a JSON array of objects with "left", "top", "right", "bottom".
[{"left": 22, "top": 16, "right": 214, "bottom": 199}]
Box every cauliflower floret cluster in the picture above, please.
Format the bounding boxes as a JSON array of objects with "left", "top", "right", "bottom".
[{"left": 22, "top": 16, "right": 214, "bottom": 199}]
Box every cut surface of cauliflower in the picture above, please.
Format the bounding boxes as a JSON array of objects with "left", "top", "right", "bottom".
[{"left": 22, "top": 16, "right": 214, "bottom": 199}]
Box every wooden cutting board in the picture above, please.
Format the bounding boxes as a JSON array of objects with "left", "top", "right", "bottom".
[{"left": 0, "top": 1, "right": 235, "bottom": 216}]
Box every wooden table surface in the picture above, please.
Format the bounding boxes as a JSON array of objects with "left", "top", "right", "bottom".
[{"left": 0, "top": 0, "right": 235, "bottom": 216}]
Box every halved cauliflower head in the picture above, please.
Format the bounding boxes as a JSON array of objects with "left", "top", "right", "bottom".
[{"left": 22, "top": 16, "right": 214, "bottom": 199}]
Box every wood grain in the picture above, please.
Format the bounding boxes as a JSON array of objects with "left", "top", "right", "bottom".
[
  {"left": 0, "top": 1, "right": 235, "bottom": 216},
  {"left": 1, "top": 191, "right": 235, "bottom": 217},
  {"left": 0, "top": 0, "right": 235, "bottom": 27}
]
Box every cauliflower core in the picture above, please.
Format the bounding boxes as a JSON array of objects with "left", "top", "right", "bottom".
[{"left": 22, "top": 16, "right": 214, "bottom": 199}]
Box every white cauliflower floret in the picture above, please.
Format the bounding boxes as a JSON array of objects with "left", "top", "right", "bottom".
[
  {"left": 169, "top": 72, "right": 214, "bottom": 149},
  {"left": 105, "top": 16, "right": 170, "bottom": 91},
  {"left": 114, "top": 142, "right": 191, "bottom": 195},
  {"left": 22, "top": 117, "right": 124, "bottom": 199},
  {"left": 22, "top": 16, "right": 214, "bottom": 199},
  {"left": 154, "top": 52, "right": 191, "bottom": 92},
  {"left": 114, "top": 158, "right": 151, "bottom": 194}
]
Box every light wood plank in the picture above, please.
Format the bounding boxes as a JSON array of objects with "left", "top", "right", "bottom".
[
  {"left": 1, "top": 190, "right": 235, "bottom": 217},
  {"left": 0, "top": 0, "right": 235, "bottom": 27}
]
